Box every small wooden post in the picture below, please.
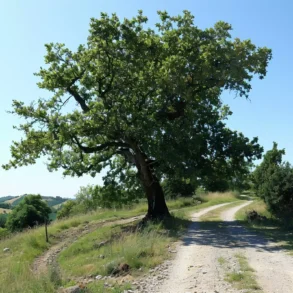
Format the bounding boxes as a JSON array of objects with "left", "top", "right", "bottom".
[{"left": 45, "top": 220, "right": 49, "bottom": 243}]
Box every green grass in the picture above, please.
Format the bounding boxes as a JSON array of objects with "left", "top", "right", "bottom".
[
  {"left": 0, "top": 204, "right": 151, "bottom": 293},
  {"left": 235, "top": 200, "right": 293, "bottom": 254},
  {"left": 0, "top": 227, "right": 9, "bottom": 239},
  {"left": 58, "top": 215, "right": 188, "bottom": 278},
  {"left": 217, "top": 256, "right": 227, "bottom": 265},
  {"left": 0, "top": 192, "right": 239, "bottom": 293},
  {"left": 235, "top": 200, "right": 271, "bottom": 222},
  {"left": 199, "top": 191, "right": 241, "bottom": 204},
  {"left": 226, "top": 253, "right": 262, "bottom": 293}
]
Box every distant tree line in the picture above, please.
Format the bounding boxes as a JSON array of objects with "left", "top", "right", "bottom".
[{"left": 0, "top": 203, "right": 11, "bottom": 209}]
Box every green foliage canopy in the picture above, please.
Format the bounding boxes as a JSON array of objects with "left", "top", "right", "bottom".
[
  {"left": 162, "top": 177, "right": 195, "bottom": 199},
  {"left": 253, "top": 143, "right": 293, "bottom": 219},
  {"left": 0, "top": 202, "right": 11, "bottom": 209},
  {"left": 0, "top": 214, "right": 8, "bottom": 228},
  {"left": 57, "top": 200, "right": 77, "bottom": 219},
  {"left": 3, "top": 11, "right": 271, "bottom": 216},
  {"left": 6, "top": 194, "right": 51, "bottom": 232}
]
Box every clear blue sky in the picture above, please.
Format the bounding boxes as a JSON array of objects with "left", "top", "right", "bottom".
[{"left": 0, "top": 0, "right": 292, "bottom": 198}]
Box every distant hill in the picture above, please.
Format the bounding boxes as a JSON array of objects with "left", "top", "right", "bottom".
[
  {"left": 42, "top": 196, "right": 69, "bottom": 207},
  {"left": 4, "top": 196, "right": 21, "bottom": 205},
  {"left": 51, "top": 202, "right": 67, "bottom": 209},
  {"left": 0, "top": 196, "right": 18, "bottom": 203},
  {"left": 0, "top": 195, "right": 69, "bottom": 208}
]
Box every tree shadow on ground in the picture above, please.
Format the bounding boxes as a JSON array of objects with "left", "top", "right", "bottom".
[
  {"left": 182, "top": 219, "right": 293, "bottom": 253},
  {"left": 160, "top": 216, "right": 193, "bottom": 238},
  {"left": 240, "top": 219, "right": 293, "bottom": 252},
  {"left": 135, "top": 215, "right": 193, "bottom": 238}
]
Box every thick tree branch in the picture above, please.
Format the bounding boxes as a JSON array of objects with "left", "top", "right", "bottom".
[
  {"left": 67, "top": 87, "right": 90, "bottom": 113},
  {"left": 72, "top": 135, "right": 129, "bottom": 153},
  {"left": 64, "top": 70, "right": 90, "bottom": 112},
  {"left": 61, "top": 163, "right": 94, "bottom": 177}
]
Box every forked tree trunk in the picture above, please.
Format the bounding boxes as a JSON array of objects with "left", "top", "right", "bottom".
[{"left": 132, "top": 146, "right": 170, "bottom": 219}]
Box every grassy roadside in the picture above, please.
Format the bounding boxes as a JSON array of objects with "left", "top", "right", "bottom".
[
  {"left": 0, "top": 192, "right": 239, "bottom": 293},
  {"left": 58, "top": 211, "right": 189, "bottom": 278},
  {"left": 235, "top": 200, "right": 293, "bottom": 254},
  {"left": 235, "top": 200, "right": 271, "bottom": 222},
  {"left": 58, "top": 193, "right": 240, "bottom": 291},
  {"left": 225, "top": 253, "right": 262, "bottom": 293}
]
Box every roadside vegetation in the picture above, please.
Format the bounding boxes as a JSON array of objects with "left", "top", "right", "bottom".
[
  {"left": 225, "top": 253, "right": 262, "bottom": 293},
  {"left": 6, "top": 195, "right": 51, "bottom": 232},
  {"left": 0, "top": 192, "right": 239, "bottom": 293},
  {"left": 235, "top": 200, "right": 293, "bottom": 254},
  {"left": 233, "top": 143, "right": 293, "bottom": 254},
  {"left": 58, "top": 212, "right": 187, "bottom": 278},
  {"left": 253, "top": 143, "right": 293, "bottom": 221}
]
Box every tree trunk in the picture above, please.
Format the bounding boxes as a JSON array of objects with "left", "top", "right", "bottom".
[
  {"left": 143, "top": 180, "right": 170, "bottom": 219},
  {"left": 45, "top": 220, "right": 49, "bottom": 243},
  {"left": 131, "top": 146, "right": 170, "bottom": 219}
]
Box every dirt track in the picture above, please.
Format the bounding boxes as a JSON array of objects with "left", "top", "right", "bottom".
[
  {"left": 153, "top": 201, "right": 293, "bottom": 293},
  {"left": 223, "top": 203, "right": 293, "bottom": 293}
]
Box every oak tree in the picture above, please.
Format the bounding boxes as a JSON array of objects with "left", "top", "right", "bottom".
[{"left": 4, "top": 11, "right": 271, "bottom": 218}]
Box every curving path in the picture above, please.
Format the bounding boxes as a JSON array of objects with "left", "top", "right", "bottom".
[
  {"left": 144, "top": 202, "right": 241, "bottom": 293},
  {"left": 222, "top": 203, "right": 293, "bottom": 293},
  {"left": 150, "top": 201, "right": 293, "bottom": 293}
]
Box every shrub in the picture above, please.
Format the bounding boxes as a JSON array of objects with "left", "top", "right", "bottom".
[
  {"left": 253, "top": 143, "right": 293, "bottom": 219},
  {"left": 194, "top": 186, "right": 207, "bottom": 197},
  {"left": 0, "top": 227, "right": 9, "bottom": 239},
  {"left": 0, "top": 203, "right": 11, "bottom": 209},
  {"left": 246, "top": 210, "right": 267, "bottom": 223},
  {"left": 56, "top": 200, "right": 77, "bottom": 219},
  {"left": 0, "top": 214, "right": 8, "bottom": 228},
  {"left": 6, "top": 194, "right": 51, "bottom": 232}
]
